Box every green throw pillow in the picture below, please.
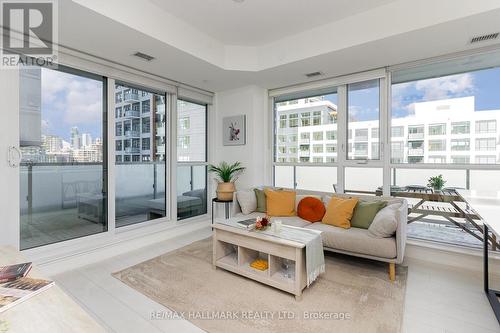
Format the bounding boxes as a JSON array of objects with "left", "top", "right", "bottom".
[
  {"left": 254, "top": 188, "right": 267, "bottom": 213},
  {"left": 350, "top": 200, "right": 387, "bottom": 229},
  {"left": 254, "top": 187, "right": 283, "bottom": 213}
]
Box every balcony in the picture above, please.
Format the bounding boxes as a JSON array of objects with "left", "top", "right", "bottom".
[
  {"left": 123, "top": 110, "right": 140, "bottom": 118},
  {"left": 124, "top": 147, "right": 140, "bottom": 153},
  {"left": 408, "top": 132, "right": 424, "bottom": 140},
  {"left": 124, "top": 130, "right": 140, "bottom": 138},
  {"left": 355, "top": 135, "right": 369, "bottom": 142},
  {"left": 299, "top": 150, "right": 310, "bottom": 156},
  {"left": 299, "top": 138, "right": 310, "bottom": 144},
  {"left": 156, "top": 104, "right": 165, "bottom": 114},
  {"left": 123, "top": 92, "right": 139, "bottom": 103},
  {"left": 354, "top": 150, "right": 368, "bottom": 156},
  {"left": 156, "top": 126, "right": 165, "bottom": 137},
  {"left": 157, "top": 145, "right": 166, "bottom": 154},
  {"left": 408, "top": 148, "right": 424, "bottom": 156}
]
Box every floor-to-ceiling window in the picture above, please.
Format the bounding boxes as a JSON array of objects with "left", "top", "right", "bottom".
[
  {"left": 115, "top": 83, "right": 167, "bottom": 227},
  {"left": 19, "top": 66, "right": 107, "bottom": 249},
  {"left": 344, "top": 79, "right": 383, "bottom": 194},
  {"left": 176, "top": 99, "right": 207, "bottom": 220},
  {"left": 273, "top": 90, "right": 338, "bottom": 192},
  {"left": 272, "top": 50, "right": 500, "bottom": 250},
  {"left": 391, "top": 52, "right": 500, "bottom": 248}
]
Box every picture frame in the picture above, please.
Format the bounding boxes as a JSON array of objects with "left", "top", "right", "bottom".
[{"left": 223, "top": 115, "right": 246, "bottom": 146}]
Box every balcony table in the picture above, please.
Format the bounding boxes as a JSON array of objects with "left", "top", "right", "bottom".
[
  {"left": 457, "top": 190, "right": 500, "bottom": 325},
  {"left": 374, "top": 187, "right": 497, "bottom": 248}
]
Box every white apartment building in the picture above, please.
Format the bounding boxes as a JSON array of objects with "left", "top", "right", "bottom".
[
  {"left": 276, "top": 96, "right": 500, "bottom": 165},
  {"left": 114, "top": 86, "right": 166, "bottom": 163},
  {"left": 177, "top": 100, "right": 206, "bottom": 162}
]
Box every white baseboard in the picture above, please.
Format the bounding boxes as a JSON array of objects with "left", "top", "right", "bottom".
[
  {"left": 405, "top": 239, "right": 500, "bottom": 275},
  {"left": 26, "top": 219, "right": 211, "bottom": 276}
]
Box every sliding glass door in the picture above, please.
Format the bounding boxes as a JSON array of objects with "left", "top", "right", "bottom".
[
  {"left": 177, "top": 99, "right": 207, "bottom": 220},
  {"left": 114, "top": 83, "right": 167, "bottom": 227},
  {"left": 19, "top": 66, "right": 107, "bottom": 250}
]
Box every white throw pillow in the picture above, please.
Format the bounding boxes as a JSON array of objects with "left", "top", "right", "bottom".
[
  {"left": 236, "top": 190, "right": 257, "bottom": 215},
  {"left": 368, "top": 203, "right": 400, "bottom": 238},
  {"left": 295, "top": 194, "right": 322, "bottom": 212}
]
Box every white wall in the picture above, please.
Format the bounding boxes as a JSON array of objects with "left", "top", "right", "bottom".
[
  {"left": 213, "top": 85, "right": 271, "bottom": 190},
  {"left": 0, "top": 70, "right": 20, "bottom": 248}
]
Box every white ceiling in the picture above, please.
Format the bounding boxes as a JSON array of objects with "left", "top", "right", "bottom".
[
  {"left": 148, "top": 0, "right": 395, "bottom": 46},
  {"left": 63, "top": 0, "right": 500, "bottom": 92}
]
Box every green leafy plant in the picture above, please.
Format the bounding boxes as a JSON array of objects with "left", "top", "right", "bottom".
[
  {"left": 428, "top": 174, "right": 446, "bottom": 191},
  {"left": 208, "top": 161, "right": 245, "bottom": 183}
]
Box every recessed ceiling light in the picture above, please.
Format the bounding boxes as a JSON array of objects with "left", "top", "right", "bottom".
[{"left": 232, "top": 0, "right": 245, "bottom": 3}]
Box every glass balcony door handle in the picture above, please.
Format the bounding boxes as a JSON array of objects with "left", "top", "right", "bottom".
[{"left": 7, "top": 146, "right": 21, "bottom": 168}]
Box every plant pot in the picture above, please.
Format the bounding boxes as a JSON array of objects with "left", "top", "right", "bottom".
[{"left": 216, "top": 182, "right": 235, "bottom": 201}]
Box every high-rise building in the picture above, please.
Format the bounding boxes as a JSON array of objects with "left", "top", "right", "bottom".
[
  {"left": 114, "top": 85, "right": 165, "bottom": 163},
  {"left": 42, "top": 135, "right": 63, "bottom": 152},
  {"left": 81, "top": 133, "right": 92, "bottom": 147},
  {"left": 70, "top": 126, "right": 81, "bottom": 149}
]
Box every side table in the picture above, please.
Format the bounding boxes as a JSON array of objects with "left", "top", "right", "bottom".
[{"left": 212, "top": 198, "right": 233, "bottom": 224}]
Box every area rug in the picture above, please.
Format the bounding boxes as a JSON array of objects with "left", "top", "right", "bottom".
[{"left": 113, "top": 238, "right": 407, "bottom": 333}]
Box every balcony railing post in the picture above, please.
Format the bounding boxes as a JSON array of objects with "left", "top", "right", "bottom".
[
  {"left": 153, "top": 162, "right": 157, "bottom": 200},
  {"left": 27, "top": 162, "right": 33, "bottom": 224}
]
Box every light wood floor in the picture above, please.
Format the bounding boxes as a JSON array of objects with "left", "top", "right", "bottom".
[{"left": 50, "top": 223, "right": 500, "bottom": 333}]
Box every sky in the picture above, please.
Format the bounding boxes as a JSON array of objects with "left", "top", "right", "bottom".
[
  {"left": 323, "top": 67, "right": 500, "bottom": 121},
  {"left": 41, "top": 67, "right": 103, "bottom": 142},
  {"left": 39, "top": 65, "right": 500, "bottom": 141}
]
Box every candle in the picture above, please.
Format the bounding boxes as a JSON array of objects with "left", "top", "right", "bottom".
[{"left": 274, "top": 220, "right": 282, "bottom": 232}]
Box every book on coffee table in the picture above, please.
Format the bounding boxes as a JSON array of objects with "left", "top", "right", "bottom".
[
  {"left": 0, "top": 277, "right": 54, "bottom": 313},
  {"left": 236, "top": 219, "right": 256, "bottom": 230},
  {"left": 0, "top": 262, "right": 32, "bottom": 283}
]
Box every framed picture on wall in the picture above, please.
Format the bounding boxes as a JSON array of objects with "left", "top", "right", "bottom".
[{"left": 223, "top": 115, "right": 246, "bottom": 146}]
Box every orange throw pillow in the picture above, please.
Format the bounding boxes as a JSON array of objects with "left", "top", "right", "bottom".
[
  {"left": 265, "top": 189, "right": 296, "bottom": 217},
  {"left": 322, "top": 197, "right": 358, "bottom": 229},
  {"left": 297, "top": 197, "right": 325, "bottom": 222}
]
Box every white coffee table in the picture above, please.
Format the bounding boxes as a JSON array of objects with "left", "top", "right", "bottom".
[{"left": 212, "top": 219, "right": 307, "bottom": 300}]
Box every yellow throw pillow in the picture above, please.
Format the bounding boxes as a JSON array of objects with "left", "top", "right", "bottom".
[
  {"left": 322, "top": 197, "right": 358, "bottom": 229},
  {"left": 265, "top": 189, "right": 296, "bottom": 217}
]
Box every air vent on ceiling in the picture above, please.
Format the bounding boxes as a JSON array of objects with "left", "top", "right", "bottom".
[
  {"left": 133, "top": 52, "right": 155, "bottom": 61},
  {"left": 305, "top": 71, "right": 323, "bottom": 78},
  {"left": 470, "top": 33, "right": 499, "bottom": 44}
]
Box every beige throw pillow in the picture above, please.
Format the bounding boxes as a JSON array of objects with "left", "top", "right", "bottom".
[
  {"left": 236, "top": 190, "right": 257, "bottom": 215},
  {"left": 368, "top": 202, "right": 401, "bottom": 238}
]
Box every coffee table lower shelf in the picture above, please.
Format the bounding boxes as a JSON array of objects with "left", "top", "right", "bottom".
[{"left": 212, "top": 223, "right": 307, "bottom": 300}]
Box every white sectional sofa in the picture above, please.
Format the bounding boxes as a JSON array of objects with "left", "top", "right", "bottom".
[{"left": 231, "top": 188, "right": 408, "bottom": 281}]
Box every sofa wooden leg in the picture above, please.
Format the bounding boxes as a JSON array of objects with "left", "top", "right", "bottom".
[{"left": 389, "top": 263, "right": 396, "bottom": 282}]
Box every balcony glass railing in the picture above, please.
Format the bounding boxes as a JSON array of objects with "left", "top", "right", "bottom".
[
  {"left": 123, "top": 93, "right": 139, "bottom": 102},
  {"left": 408, "top": 132, "right": 425, "bottom": 140},
  {"left": 20, "top": 163, "right": 106, "bottom": 250},
  {"left": 124, "top": 147, "right": 140, "bottom": 153},
  {"left": 115, "top": 162, "right": 166, "bottom": 227},
  {"left": 124, "top": 130, "right": 140, "bottom": 138},
  {"left": 123, "top": 110, "right": 140, "bottom": 118},
  {"left": 408, "top": 148, "right": 424, "bottom": 155}
]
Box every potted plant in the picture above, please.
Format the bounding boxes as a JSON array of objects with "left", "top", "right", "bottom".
[
  {"left": 428, "top": 174, "right": 446, "bottom": 192},
  {"left": 208, "top": 161, "right": 245, "bottom": 201}
]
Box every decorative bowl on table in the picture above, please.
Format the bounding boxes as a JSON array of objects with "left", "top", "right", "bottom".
[{"left": 255, "top": 216, "right": 271, "bottom": 231}]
